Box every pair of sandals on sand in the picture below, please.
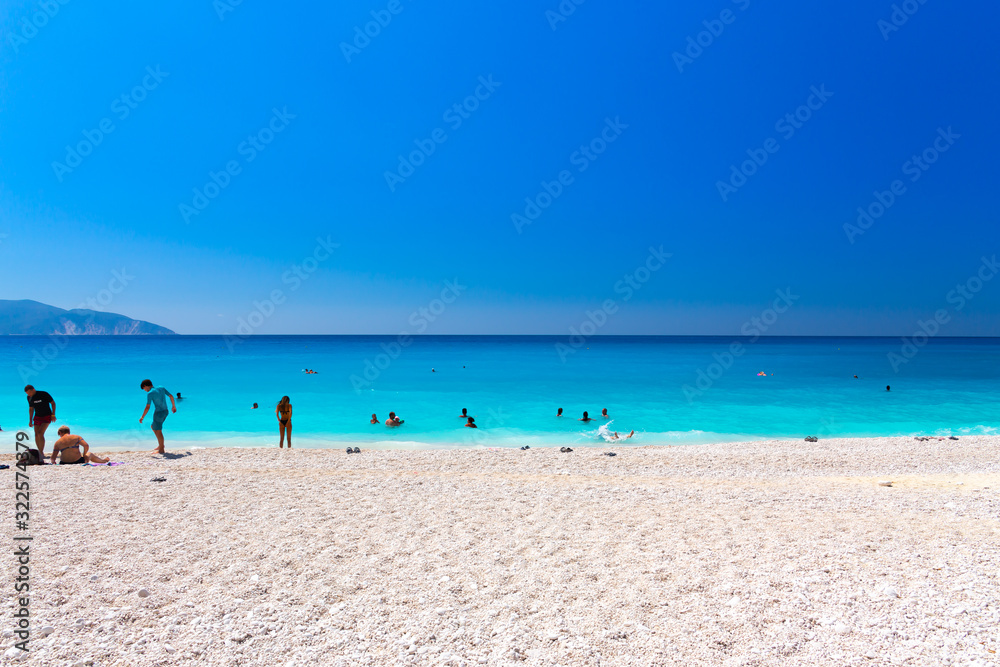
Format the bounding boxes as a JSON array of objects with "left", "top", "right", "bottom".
[
  {"left": 345, "top": 447, "right": 362, "bottom": 454},
  {"left": 914, "top": 436, "right": 959, "bottom": 441}
]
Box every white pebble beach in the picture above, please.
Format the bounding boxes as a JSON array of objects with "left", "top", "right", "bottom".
[{"left": 3, "top": 435, "right": 999, "bottom": 666}]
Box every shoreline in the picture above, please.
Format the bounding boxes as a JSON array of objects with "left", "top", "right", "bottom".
[
  {"left": 4, "top": 432, "right": 996, "bottom": 457},
  {"left": 4, "top": 435, "right": 998, "bottom": 665}
]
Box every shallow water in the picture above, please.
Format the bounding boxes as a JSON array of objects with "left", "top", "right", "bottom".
[{"left": 2, "top": 335, "right": 998, "bottom": 450}]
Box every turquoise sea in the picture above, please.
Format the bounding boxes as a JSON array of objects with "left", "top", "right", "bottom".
[{"left": 2, "top": 336, "right": 998, "bottom": 451}]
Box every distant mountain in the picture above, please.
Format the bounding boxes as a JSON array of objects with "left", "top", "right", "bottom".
[{"left": 0, "top": 300, "right": 176, "bottom": 335}]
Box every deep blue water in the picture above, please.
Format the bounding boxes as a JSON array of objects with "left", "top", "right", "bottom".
[{"left": 2, "top": 336, "right": 998, "bottom": 450}]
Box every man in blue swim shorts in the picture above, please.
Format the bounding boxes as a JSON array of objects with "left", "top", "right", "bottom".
[{"left": 139, "top": 379, "right": 177, "bottom": 454}]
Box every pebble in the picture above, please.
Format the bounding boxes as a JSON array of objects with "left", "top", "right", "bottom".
[
  {"left": 835, "top": 623, "right": 851, "bottom": 635},
  {"left": 137, "top": 589, "right": 150, "bottom": 598},
  {"left": 4, "top": 647, "right": 26, "bottom": 661},
  {"left": 38, "top": 626, "right": 55, "bottom": 637}
]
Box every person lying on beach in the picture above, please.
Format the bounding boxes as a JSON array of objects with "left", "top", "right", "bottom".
[
  {"left": 601, "top": 408, "right": 609, "bottom": 419},
  {"left": 50, "top": 426, "right": 110, "bottom": 465},
  {"left": 465, "top": 417, "right": 477, "bottom": 428},
  {"left": 370, "top": 413, "right": 379, "bottom": 424},
  {"left": 458, "top": 408, "right": 468, "bottom": 418},
  {"left": 579, "top": 411, "right": 595, "bottom": 422},
  {"left": 385, "top": 412, "right": 404, "bottom": 427}
]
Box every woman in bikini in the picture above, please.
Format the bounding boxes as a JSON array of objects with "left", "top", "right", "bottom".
[
  {"left": 49, "top": 426, "right": 110, "bottom": 465},
  {"left": 276, "top": 396, "right": 292, "bottom": 448}
]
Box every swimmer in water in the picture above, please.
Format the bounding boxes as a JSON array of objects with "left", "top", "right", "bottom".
[
  {"left": 556, "top": 408, "right": 563, "bottom": 417},
  {"left": 465, "top": 417, "right": 477, "bottom": 428},
  {"left": 176, "top": 392, "right": 184, "bottom": 401},
  {"left": 370, "top": 413, "right": 379, "bottom": 424},
  {"left": 458, "top": 408, "right": 468, "bottom": 418},
  {"left": 886, "top": 385, "right": 891, "bottom": 392},
  {"left": 385, "top": 412, "right": 404, "bottom": 427},
  {"left": 853, "top": 375, "right": 859, "bottom": 379},
  {"left": 601, "top": 408, "right": 609, "bottom": 419},
  {"left": 252, "top": 403, "right": 258, "bottom": 409},
  {"left": 610, "top": 430, "right": 635, "bottom": 440},
  {"left": 579, "top": 411, "right": 595, "bottom": 423}
]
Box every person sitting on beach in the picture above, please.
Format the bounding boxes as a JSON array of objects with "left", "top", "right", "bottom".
[
  {"left": 458, "top": 408, "right": 468, "bottom": 418},
  {"left": 385, "top": 412, "right": 404, "bottom": 427},
  {"left": 277, "top": 396, "right": 292, "bottom": 448},
  {"left": 601, "top": 408, "right": 609, "bottom": 419},
  {"left": 50, "top": 426, "right": 110, "bottom": 465},
  {"left": 556, "top": 408, "right": 563, "bottom": 417},
  {"left": 465, "top": 417, "right": 477, "bottom": 428},
  {"left": 579, "top": 411, "right": 595, "bottom": 422},
  {"left": 370, "top": 413, "right": 379, "bottom": 424}
]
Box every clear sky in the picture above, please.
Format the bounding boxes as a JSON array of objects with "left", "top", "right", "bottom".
[{"left": 1, "top": 0, "right": 998, "bottom": 335}]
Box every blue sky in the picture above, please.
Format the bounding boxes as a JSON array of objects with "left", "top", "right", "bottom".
[{"left": 1, "top": 0, "right": 998, "bottom": 335}]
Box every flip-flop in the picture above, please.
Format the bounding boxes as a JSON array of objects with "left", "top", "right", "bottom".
[
  {"left": 604, "top": 452, "right": 617, "bottom": 457},
  {"left": 352, "top": 447, "right": 361, "bottom": 454},
  {"left": 345, "top": 447, "right": 353, "bottom": 454},
  {"left": 150, "top": 477, "right": 166, "bottom": 482}
]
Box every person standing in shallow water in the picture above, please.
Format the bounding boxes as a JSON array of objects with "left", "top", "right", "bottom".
[
  {"left": 277, "top": 396, "right": 292, "bottom": 448},
  {"left": 139, "top": 379, "right": 176, "bottom": 455},
  {"left": 24, "top": 385, "right": 56, "bottom": 457}
]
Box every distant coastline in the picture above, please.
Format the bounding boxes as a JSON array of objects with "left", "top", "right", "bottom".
[{"left": 0, "top": 299, "right": 175, "bottom": 335}]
